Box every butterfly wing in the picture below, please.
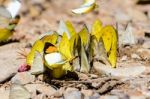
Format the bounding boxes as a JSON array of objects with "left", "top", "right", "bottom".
[{"left": 72, "top": 0, "right": 96, "bottom": 14}]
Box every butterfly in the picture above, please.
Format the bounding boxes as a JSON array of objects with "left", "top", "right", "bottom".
[
  {"left": 72, "top": 0, "right": 98, "bottom": 14},
  {"left": 0, "top": 0, "right": 21, "bottom": 42}
]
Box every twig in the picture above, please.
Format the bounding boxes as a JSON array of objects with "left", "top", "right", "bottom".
[
  {"left": 51, "top": 79, "right": 92, "bottom": 84},
  {"left": 17, "top": 48, "right": 28, "bottom": 59}
]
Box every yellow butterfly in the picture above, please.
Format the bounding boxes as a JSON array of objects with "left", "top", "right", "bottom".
[
  {"left": 92, "top": 20, "right": 118, "bottom": 68},
  {"left": 44, "top": 33, "right": 73, "bottom": 78}
]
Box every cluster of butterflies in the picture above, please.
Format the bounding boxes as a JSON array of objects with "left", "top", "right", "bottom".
[{"left": 26, "top": 20, "right": 118, "bottom": 78}]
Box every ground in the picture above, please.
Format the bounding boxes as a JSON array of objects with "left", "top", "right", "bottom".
[{"left": 0, "top": 0, "right": 150, "bottom": 99}]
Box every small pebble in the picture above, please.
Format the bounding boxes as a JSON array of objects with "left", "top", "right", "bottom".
[
  {"left": 131, "top": 53, "right": 141, "bottom": 59},
  {"left": 11, "top": 72, "right": 35, "bottom": 85},
  {"left": 81, "top": 89, "right": 93, "bottom": 96},
  {"left": 142, "top": 41, "right": 150, "bottom": 49},
  {"left": 64, "top": 90, "right": 83, "bottom": 99},
  {"left": 121, "top": 56, "right": 128, "bottom": 61}
]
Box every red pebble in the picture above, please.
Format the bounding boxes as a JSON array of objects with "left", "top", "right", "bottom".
[{"left": 18, "top": 64, "right": 30, "bottom": 72}]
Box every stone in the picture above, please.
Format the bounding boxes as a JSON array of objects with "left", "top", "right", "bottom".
[
  {"left": 137, "top": 48, "right": 150, "bottom": 60},
  {"left": 9, "top": 84, "right": 31, "bottom": 99},
  {"left": 142, "top": 88, "right": 150, "bottom": 97},
  {"left": 11, "top": 72, "right": 35, "bottom": 85},
  {"left": 65, "top": 87, "right": 79, "bottom": 93},
  {"left": 0, "top": 87, "right": 10, "bottom": 99},
  {"left": 101, "top": 95, "right": 119, "bottom": 99},
  {"left": 64, "top": 90, "right": 83, "bottom": 99},
  {"left": 130, "top": 96, "right": 146, "bottom": 99},
  {"left": 131, "top": 54, "right": 141, "bottom": 59},
  {"left": 84, "top": 93, "right": 100, "bottom": 99},
  {"left": 127, "top": 9, "right": 148, "bottom": 22},
  {"left": 142, "top": 41, "right": 150, "bottom": 49},
  {"left": 24, "top": 84, "right": 56, "bottom": 96},
  {"left": 0, "top": 43, "right": 25, "bottom": 83},
  {"left": 111, "top": 90, "right": 129, "bottom": 99},
  {"left": 52, "top": 87, "right": 65, "bottom": 98},
  {"left": 94, "top": 62, "right": 146, "bottom": 77},
  {"left": 121, "top": 56, "right": 128, "bottom": 61},
  {"left": 91, "top": 93, "right": 101, "bottom": 99},
  {"left": 89, "top": 74, "right": 98, "bottom": 79},
  {"left": 81, "top": 90, "right": 93, "bottom": 96},
  {"left": 32, "top": 94, "right": 46, "bottom": 99}
]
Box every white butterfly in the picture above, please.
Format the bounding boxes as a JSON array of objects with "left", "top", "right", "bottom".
[
  {"left": 72, "top": 0, "right": 97, "bottom": 14},
  {"left": 0, "top": 0, "right": 21, "bottom": 26},
  {"left": 0, "top": 0, "right": 21, "bottom": 42}
]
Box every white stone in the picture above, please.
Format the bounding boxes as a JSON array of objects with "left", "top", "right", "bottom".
[
  {"left": 9, "top": 84, "right": 31, "bottom": 99},
  {"left": 101, "top": 95, "right": 119, "bottom": 99},
  {"left": 11, "top": 72, "right": 35, "bottom": 85},
  {"left": 0, "top": 87, "right": 9, "bottom": 99},
  {"left": 25, "top": 84, "right": 56, "bottom": 96},
  {"left": 131, "top": 54, "right": 141, "bottom": 59},
  {"left": 130, "top": 96, "right": 146, "bottom": 99},
  {"left": 142, "top": 41, "right": 150, "bottom": 49},
  {"left": 0, "top": 43, "right": 25, "bottom": 83},
  {"left": 94, "top": 62, "right": 146, "bottom": 77},
  {"left": 64, "top": 90, "right": 83, "bottom": 99},
  {"left": 121, "top": 56, "right": 128, "bottom": 61}
]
